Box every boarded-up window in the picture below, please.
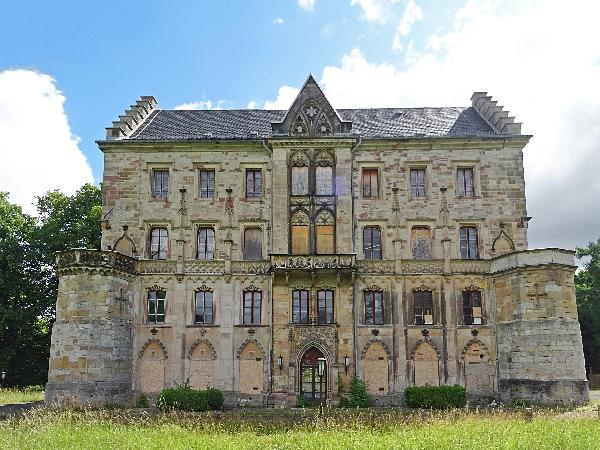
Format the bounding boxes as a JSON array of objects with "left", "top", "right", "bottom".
[
  {"left": 239, "top": 342, "right": 263, "bottom": 394},
  {"left": 291, "top": 225, "right": 309, "bottom": 255},
  {"left": 316, "top": 225, "right": 334, "bottom": 254},
  {"left": 413, "top": 342, "right": 439, "bottom": 387},
  {"left": 464, "top": 341, "right": 493, "bottom": 395},
  {"left": 363, "top": 341, "right": 388, "bottom": 395},
  {"left": 411, "top": 226, "right": 432, "bottom": 259},
  {"left": 292, "top": 166, "right": 309, "bottom": 195},
  {"left": 189, "top": 342, "right": 214, "bottom": 390},
  {"left": 139, "top": 342, "right": 165, "bottom": 393},
  {"left": 243, "top": 228, "right": 262, "bottom": 260},
  {"left": 315, "top": 166, "right": 333, "bottom": 195}
]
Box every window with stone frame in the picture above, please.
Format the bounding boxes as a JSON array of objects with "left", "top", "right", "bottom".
[
  {"left": 457, "top": 168, "right": 475, "bottom": 198},
  {"left": 243, "top": 290, "right": 261, "bottom": 325},
  {"left": 463, "top": 290, "right": 483, "bottom": 325},
  {"left": 414, "top": 290, "right": 434, "bottom": 325},
  {"left": 362, "top": 168, "right": 379, "bottom": 198},
  {"left": 363, "top": 226, "right": 382, "bottom": 259},
  {"left": 291, "top": 166, "right": 309, "bottom": 195},
  {"left": 149, "top": 227, "right": 168, "bottom": 260},
  {"left": 364, "top": 291, "right": 384, "bottom": 325},
  {"left": 459, "top": 226, "right": 479, "bottom": 259},
  {"left": 410, "top": 168, "right": 426, "bottom": 198},
  {"left": 315, "top": 165, "right": 333, "bottom": 195},
  {"left": 317, "top": 290, "right": 334, "bottom": 324},
  {"left": 199, "top": 169, "right": 215, "bottom": 198},
  {"left": 148, "top": 290, "right": 166, "bottom": 323},
  {"left": 152, "top": 170, "right": 169, "bottom": 199},
  {"left": 194, "top": 290, "right": 214, "bottom": 324},
  {"left": 292, "top": 290, "right": 309, "bottom": 324},
  {"left": 197, "top": 227, "right": 215, "bottom": 260},
  {"left": 243, "top": 228, "right": 262, "bottom": 261},
  {"left": 246, "top": 169, "right": 262, "bottom": 199},
  {"left": 411, "top": 226, "right": 432, "bottom": 259}
]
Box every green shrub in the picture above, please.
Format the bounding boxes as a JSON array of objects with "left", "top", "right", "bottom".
[
  {"left": 404, "top": 385, "right": 467, "bottom": 409},
  {"left": 157, "top": 386, "right": 226, "bottom": 412},
  {"left": 296, "top": 395, "right": 308, "bottom": 408},
  {"left": 339, "top": 377, "right": 372, "bottom": 408},
  {"left": 205, "top": 387, "right": 224, "bottom": 410},
  {"left": 510, "top": 398, "right": 532, "bottom": 408},
  {"left": 136, "top": 394, "right": 149, "bottom": 408}
]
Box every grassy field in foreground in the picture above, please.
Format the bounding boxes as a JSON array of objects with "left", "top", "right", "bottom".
[
  {"left": 1, "top": 408, "right": 600, "bottom": 450},
  {"left": 0, "top": 387, "right": 44, "bottom": 405}
]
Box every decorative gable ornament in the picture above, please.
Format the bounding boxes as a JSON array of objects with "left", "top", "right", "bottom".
[{"left": 271, "top": 74, "right": 352, "bottom": 137}]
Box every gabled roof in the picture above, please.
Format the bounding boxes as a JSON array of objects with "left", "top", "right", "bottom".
[{"left": 102, "top": 75, "right": 523, "bottom": 142}]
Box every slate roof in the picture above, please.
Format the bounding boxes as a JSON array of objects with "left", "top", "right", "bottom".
[{"left": 127, "top": 106, "right": 498, "bottom": 141}]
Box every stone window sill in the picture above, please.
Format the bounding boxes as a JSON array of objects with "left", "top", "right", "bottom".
[
  {"left": 185, "top": 324, "right": 220, "bottom": 328},
  {"left": 234, "top": 324, "right": 270, "bottom": 328}
]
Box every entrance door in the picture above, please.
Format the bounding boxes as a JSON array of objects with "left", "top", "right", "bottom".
[{"left": 300, "top": 347, "right": 326, "bottom": 402}]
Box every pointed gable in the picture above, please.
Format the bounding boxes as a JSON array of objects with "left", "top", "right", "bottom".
[{"left": 271, "top": 74, "right": 352, "bottom": 137}]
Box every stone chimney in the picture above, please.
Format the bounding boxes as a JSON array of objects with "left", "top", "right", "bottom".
[
  {"left": 471, "top": 92, "right": 521, "bottom": 135},
  {"left": 105, "top": 96, "right": 158, "bottom": 140}
]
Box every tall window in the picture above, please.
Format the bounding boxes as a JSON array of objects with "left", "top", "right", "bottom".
[
  {"left": 152, "top": 170, "right": 169, "bottom": 199},
  {"left": 457, "top": 168, "right": 474, "bottom": 197},
  {"left": 148, "top": 290, "right": 166, "bottom": 323},
  {"left": 291, "top": 166, "right": 309, "bottom": 195},
  {"left": 316, "top": 224, "right": 334, "bottom": 254},
  {"left": 362, "top": 168, "right": 378, "bottom": 198},
  {"left": 243, "top": 228, "right": 262, "bottom": 260},
  {"left": 195, "top": 291, "right": 214, "bottom": 324},
  {"left": 364, "top": 291, "right": 384, "bottom": 325},
  {"left": 150, "top": 227, "right": 168, "bottom": 260},
  {"left": 414, "top": 290, "right": 433, "bottom": 325},
  {"left": 243, "top": 290, "right": 262, "bottom": 325},
  {"left": 246, "top": 169, "right": 262, "bottom": 198},
  {"left": 199, "top": 170, "right": 215, "bottom": 198},
  {"left": 459, "top": 226, "right": 479, "bottom": 259},
  {"left": 318, "top": 290, "right": 334, "bottom": 324},
  {"left": 292, "top": 290, "right": 309, "bottom": 324},
  {"left": 363, "top": 226, "right": 382, "bottom": 259},
  {"left": 410, "top": 169, "right": 426, "bottom": 197},
  {"left": 197, "top": 228, "right": 215, "bottom": 260},
  {"left": 315, "top": 166, "right": 333, "bottom": 195},
  {"left": 291, "top": 211, "right": 310, "bottom": 255},
  {"left": 463, "top": 290, "right": 482, "bottom": 325}
]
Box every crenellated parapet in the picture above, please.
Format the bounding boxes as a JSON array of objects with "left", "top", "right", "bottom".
[
  {"left": 471, "top": 92, "right": 521, "bottom": 135},
  {"left": 105, "top": 96, "right": 157, "bottom": 140}
]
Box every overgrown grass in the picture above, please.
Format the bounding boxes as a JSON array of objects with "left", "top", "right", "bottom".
[
  {"left": 1, "top": 407, "right": 600, "bottom": 449},
  {"left": 0, "top": 386, "right": 44, "bottom": 405}
]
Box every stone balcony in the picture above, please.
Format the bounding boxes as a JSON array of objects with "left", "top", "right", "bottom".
[{"left": 270, "top": 254, "right": 356, "bottom": 271}]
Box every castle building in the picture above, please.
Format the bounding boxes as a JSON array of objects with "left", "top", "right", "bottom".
[{"left": 46, "top": 75, "right": 588, "bottom": 406}]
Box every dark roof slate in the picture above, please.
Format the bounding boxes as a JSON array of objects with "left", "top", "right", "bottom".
[{"left": 127, "top": 106, "right": 497, "bottom": 141}]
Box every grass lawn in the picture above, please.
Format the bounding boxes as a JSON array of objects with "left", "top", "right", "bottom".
[
  {"left": 1, "top": 407, "right": 600, "bottom": 449},
  {"left": 0, "top": 387, "right": 44, "bottom": 405}
]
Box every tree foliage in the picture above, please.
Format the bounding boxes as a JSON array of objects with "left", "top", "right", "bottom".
[
  {"left": 575, "top": 239, "right": 600, "bottom": 374},
  {"left": 0, "top": 184, "right": 101, "bottom": 386}
]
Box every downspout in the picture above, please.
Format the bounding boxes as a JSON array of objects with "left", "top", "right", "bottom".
[{"left": 350, "top": 136, "right": 362, "bottom": 377}]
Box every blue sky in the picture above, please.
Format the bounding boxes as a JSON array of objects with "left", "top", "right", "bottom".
[{"left": 1, "top": 0, "right": 600, "bottom": 251}]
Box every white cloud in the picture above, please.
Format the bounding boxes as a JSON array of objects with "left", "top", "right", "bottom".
[
  {"left": 264, "top": 85, "right": 299, "bottom": 110},
  {"left": 298, "top": 0, "right": 315, "bottom": 12},
  {"left": 0, "top": 69, "right": 93, "bottom": 215},
  {"left": 266, "top": 0, "right": 600, "bottom": 250},
  {"left": 247, "top": 100, "right": 257, "bottom": 109},
  {"left": 273, "top": 17, "right": 284, "bottom": 25},
  {"left": 351, "top": 0, "right": 400, "bottom": 24},
  {"left": 173, "top": 99, "right": 230, "bottom": 110},
  {"left": 393, "top": 0, "right": 423, "bottom": 51}
]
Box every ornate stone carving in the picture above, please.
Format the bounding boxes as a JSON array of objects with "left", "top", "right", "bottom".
[
  {"left": 113, "top": 225, "right": 137, "bottom": 257},
  {"left": 184, "top": 260, "right": 226, "bottom": 274},
  {"left": 461, "top": 338, "right": 489, "bottom": 358},
  {"left": 356, "top": 260, "right": 394, "bottom": 274},
  {"left": 492, "top": 225, "right": 515, "bottom": 253},
  {"left": 414, "top": 284, "right": 432, "bottom": 292},
  {"left": 290, "top": 324, "right": 338, "bottom": 361},
  {"left": 139, "top": 338, "right": 168, "bottom": 359},
  {"left": 236, "top": 339, "right": 266, "bottom": 359},
  {"left": 290, "top": 150, "right": 310, "bottom": 167},
  {"left": 361, "top": 338, "right": 391, "bottom": 358},
  {"left": 195, "top": 284, "right": 213, "bottom": 292},
  {"left": 450, "top": 259, "right": 490, "bottom": 274},
  {"left": 139, "top": 260, "right": 177, "bottom": 274},
  {"left": 230, "top": 261, "right": 270, "bottom": 274},
  {"left": 244, "top": 284, "right": 262, "bottom": 292},
  {"left": 271, "top": 255, "right": 355, "bottom": 270},
  {"left": 402, "top": 260, "right": 444, "bottom": 274},
  {"left": 147, "top": 284, "right": 167, "bottom": 292}
]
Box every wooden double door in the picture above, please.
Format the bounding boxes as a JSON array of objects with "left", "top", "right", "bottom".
[{"left": 300, "top": 347, "right": 327, "bottom": 402}]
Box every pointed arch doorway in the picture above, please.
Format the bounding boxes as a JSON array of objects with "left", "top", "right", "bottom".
[{"left": 300, "top": 347, "right": 327, "bottom": 403}]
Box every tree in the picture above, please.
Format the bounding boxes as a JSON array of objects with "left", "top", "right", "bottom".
[
  {"left": 0, "top": 184, "right": 102, "bottom": 386},
  {"left": 575, "top": 239, "right": 600, "bottom": 374}
]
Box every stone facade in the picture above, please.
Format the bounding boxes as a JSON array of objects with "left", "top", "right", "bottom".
[{"left": 46, "top": 76, "right": 588, "bottom": 406}]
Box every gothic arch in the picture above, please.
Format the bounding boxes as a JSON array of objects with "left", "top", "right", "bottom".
[
  {"left": 315, "top": 149, "right": 334, "bottom": 166},
  {"left": 410, "top": 339, "right": 441, "bottom": 387},
  {"left": 236, "top": 339, "right": 266, "bottom": 360},
  {"left": 315, "top": 208, "right": 335, "bottom": 225},
  {"left": 461, "top": 339, "right": 490, "bottom": 360},
  {"left": 361, "top": 338, "right": 391, "bottom": 359},
  {"left": 492, "top": 228, "right": 515, "bottom": 253},
  {"left": 139, "top": 338, "right": 168, "bottom": 359},
  {"left": 295, "top": 339, "right": 334, "bottom": 367},
  {"left": 188, "top": 338, "right": 217, "bottom": 360},
  {"left": 461, "top": 339, "right": 494, "bottom": 395},
  {"left": 113, "top": 228, "right": 137, "bottom": 257},
  {"left": 290, "top": 150, "right": 310, "bottom": 167},
  {"left": 290, "top": 209, "right": 310, "bottom": 225},
  {"left": 410, "top": 339, "right": 441, "bottom": 359}
]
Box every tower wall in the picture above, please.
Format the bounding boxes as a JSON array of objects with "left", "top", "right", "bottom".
[
  {"left": 492, "top": 249, "right": 588, "bottom": 404},
  {"left": 45, "top": 250, "right": 136, "bottom": 406}
]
